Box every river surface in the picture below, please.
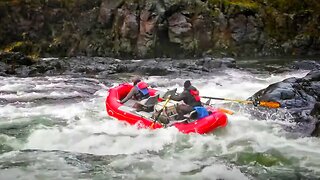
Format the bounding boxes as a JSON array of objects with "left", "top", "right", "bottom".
[{"left": 0, "top": 58, "right": 320, "bottom": 179}]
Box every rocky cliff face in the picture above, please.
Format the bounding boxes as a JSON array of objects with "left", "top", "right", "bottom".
[{"left": 0, "top": 0, "right": 319, "bottom": 58}]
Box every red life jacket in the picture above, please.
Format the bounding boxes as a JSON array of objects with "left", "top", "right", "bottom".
[
  {"left": 137, "top": 82, "right": 148, "bottom": 89},
  {"left": 189, "top": 89, "right": 201, "bottom": 102}
]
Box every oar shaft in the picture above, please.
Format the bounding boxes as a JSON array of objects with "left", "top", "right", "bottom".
[
  {"left": 155, "top": 96, "right": 171, "bottom": 120},
  {"left": 201, "top": 96, "right": 281, "bottom": 108},
  {"left": 223, "top": 98, "right": 253, "bottom": 104},
  {"left": 202, "top": 96, "right": 252, "bottom": 104},
  {"left": 201, "top": 96, "right": 225, "bottom": 101},
  {"left": 151, "top": 95, "right": 171, "bottom": 128}
]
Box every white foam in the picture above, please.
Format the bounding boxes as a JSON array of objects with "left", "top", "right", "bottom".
[{"left": 1, "top": 69, "right": 319, "bottom": 177}]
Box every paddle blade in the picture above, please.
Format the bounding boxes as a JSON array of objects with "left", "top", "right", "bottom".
[
  {"left": 217, "top": 108, "right": 234, "bottom": 115},
  {"left": 259, "top": 101, "right": 281, "bottom": 108},
  {"left": 150, "top": 122, "right": 155, "bottom": 129}
]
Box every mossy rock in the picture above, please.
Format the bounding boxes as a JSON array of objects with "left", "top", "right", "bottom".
[{"left": 0, "top": 51, "right": 36, "bottom": 65}]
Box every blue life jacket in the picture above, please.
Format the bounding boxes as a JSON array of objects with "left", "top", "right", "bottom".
[
  {"left": 135, "top": 81, "right": 150, "bottom": 100},
  {"left": 193, "top": 106, "right": 209, "bottom": 119}
]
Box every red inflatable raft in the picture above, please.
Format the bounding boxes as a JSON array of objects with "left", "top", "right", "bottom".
[{"left": 106, "top": 83, "right": 228, "bottom": 134}]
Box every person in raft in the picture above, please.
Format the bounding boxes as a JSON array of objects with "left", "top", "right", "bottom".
[
  {"left": 120, "top": 76, "right": 150, "bottom": 104},
  {"left": 171, "top": 80, "right": 208, "bottom": 120}
]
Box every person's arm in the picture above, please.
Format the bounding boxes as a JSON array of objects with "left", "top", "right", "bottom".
[
  {"left": 120, "top": 87, "right": 138, "bottom": 103},
  {"left": 170, "top": 91, "right": 186, "bottom": 101}
]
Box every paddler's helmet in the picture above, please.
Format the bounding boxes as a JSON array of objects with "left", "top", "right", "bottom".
[
  {"left": 184, "top": 80, "right": 191, "bottom": 89},
  {"left": 131, "top": 76, "right": 141, "bottom": 85}
]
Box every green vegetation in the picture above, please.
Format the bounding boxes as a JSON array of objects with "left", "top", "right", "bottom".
[
  {"left": 3, "top": 41, "right": 40, "bottom": 58},
  {"left": 208, "top": 0, "right": 259, "bottom": 11},
  {"left": 208, "top": 0, "right": 320, "bottom": 14},
  {"left": 4, "top": 41, "right": 24, "bottom": 52},
  {"left": 208, "top": 0, "right": 319, "bottom": 42}
]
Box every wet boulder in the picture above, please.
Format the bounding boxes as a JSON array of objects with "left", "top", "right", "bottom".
[
  {"left": 0, "top": 52, "right": 35, "bottom": 66},
  {"left": 249, "top": 69, "right": 320, "bottom": 137},
  {"left": 291, "top": 60, "right": 320, "bottom": 71},
  {"left": 0, "top": 54, "right": 237, "bottom": 77},
  {"left": 130, "top": 59, "right": 175, "bottom": 76},
  {"left": 0, "top": 51, "right": 36, "bottom": 76}
]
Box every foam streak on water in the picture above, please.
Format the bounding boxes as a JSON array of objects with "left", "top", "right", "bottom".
[{"left": 0, "top": 69, "right": 319, "bottom": 179}]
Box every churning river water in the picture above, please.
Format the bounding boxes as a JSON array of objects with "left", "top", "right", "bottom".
[{"left": 0, "top": 59, "right": 319, "bottom": 179}]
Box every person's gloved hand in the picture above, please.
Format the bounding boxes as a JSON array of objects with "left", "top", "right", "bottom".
[{"left": 253, "top": 100, "right": 260, "bottom": 107}]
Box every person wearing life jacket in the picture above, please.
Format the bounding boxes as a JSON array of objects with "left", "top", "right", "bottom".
[
  {"left": 120, "top": 77, "right": 150, "bottom": 104},
  {"left": 171, "top": 80, "right": 204, "bottom": 120}
]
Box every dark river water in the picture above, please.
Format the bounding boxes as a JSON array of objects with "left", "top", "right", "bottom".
[{"left": 0, "top": 58, "right": 319, "bottom": 179}]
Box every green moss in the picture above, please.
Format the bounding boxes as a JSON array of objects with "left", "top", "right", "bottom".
[
  {"left": 207, "top": 0, "right": 260, "bottom": 20},
  {"left": 2, "top": 41, "right": 40, "bottom": 59},
  {"left": 208, "top": 0, "right": 320, "bottom": 14},
  {"left": 3, "top": 41, "right": 24, "bottom": 52},
  {"left": 267, "top": 0, "right": 305, "bottom": 13},
  {"left": 209, "top": 0, "right": 259, "bottom": 10},
  {"left": 228, "top": 0, "right": 258, "bottom": 9}
]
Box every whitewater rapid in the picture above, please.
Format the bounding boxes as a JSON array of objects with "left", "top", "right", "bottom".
[{"left": 0, "top": 68, "right": 319, "bottom": 179}]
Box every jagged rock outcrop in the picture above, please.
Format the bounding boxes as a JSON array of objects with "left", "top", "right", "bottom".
[{"left": 249, "top": 63, "right": 320, "bottom": 137}]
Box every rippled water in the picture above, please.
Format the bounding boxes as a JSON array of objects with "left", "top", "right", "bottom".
[{"left": 0, "top": 65, "right": 319, "bottom": 179}]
